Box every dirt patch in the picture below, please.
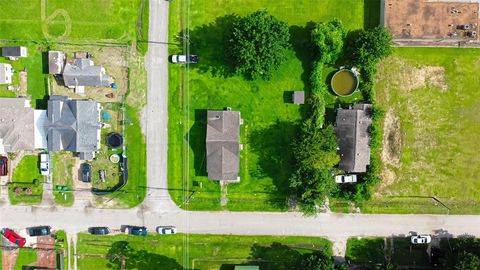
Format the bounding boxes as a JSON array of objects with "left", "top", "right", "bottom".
[
  {"left": 377, "top": 168, "right": 397, "bottom": 194},
  {"left": 377, "top": 57, "right": 448, "bottom": 100},
  {"left": 35, "top": 235, "right": 56, "bottom": 268},
  {"left": 19, "top": 71, "right": 27, "bottom": 94},
  {"left": 382, "top": 109, "right": 402, "bottom": 166}
]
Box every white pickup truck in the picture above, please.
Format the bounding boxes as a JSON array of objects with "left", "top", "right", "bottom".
[{"left": 39, "top": 153, "right": 50, "bottom": 176}]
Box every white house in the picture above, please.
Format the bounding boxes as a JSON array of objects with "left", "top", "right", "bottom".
[{"left": 0, "top": 63, "right": 12, "bottom": 84}]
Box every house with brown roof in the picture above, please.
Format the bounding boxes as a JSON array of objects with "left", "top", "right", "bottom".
[
  {"left": 206, "top": 109, "right": 243, "bottom": 182},
  {"left": 334, "top": 104, "right": 372, "bottom": 173}
]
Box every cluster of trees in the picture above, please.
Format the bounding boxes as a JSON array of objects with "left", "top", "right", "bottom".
[
  {"left": 290, "top": 19, "right": 393, "bottom": 212},
  {"left": 228, "top": 11, "right": 290, "bottom": 80}
]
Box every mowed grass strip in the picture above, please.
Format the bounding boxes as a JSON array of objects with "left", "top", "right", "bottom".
[
  {"left": 372, "top": 47, "right": 480, "bottom": 214},
  {"left": 8, "top": 155, "right": 45, "bottom": 205},
  {"left": 0, "top": 0, "right": 141, "bottom": 42},
  {"left": 77, "top": 233, "right": 332, "bottom": 270},
  {"left": 168, "top": 0, "right": 379, "bottom": 210}
]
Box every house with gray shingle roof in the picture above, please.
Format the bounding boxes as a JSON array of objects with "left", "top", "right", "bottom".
[
  {"left": 44, "top": 96, "right": 101, "bottom": 160},
  {"left": 334, "top": 103, "right": 372, "bottom": 173},
  {"left": 0, "top": 98, "right": 46, "bottom": 153},
  {"left": 206, "top": 109, "right": 243, "bottom": 182},
  {"left": 1, "top": 46, "right": 27, "bottom": 60}
]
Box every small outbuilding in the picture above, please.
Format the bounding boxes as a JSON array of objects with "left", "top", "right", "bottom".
[
  {"left": 0, "top": 63, "right": 13, "bottom": 84},
  {"left": 292, "top": 91, "right": 305, "bottom": 104},
  {"left": 1, "top": 46, "right": 27, "bottom": 60}
]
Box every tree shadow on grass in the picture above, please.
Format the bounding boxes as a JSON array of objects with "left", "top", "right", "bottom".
[
  {"left": 289, "top": 23, "right": 316, "bottom": 92},
  {"left": 249, "top": 242, "right": 302, "bottom": 270},
  {"left": 249, "top": 121, "right": 299, "bottom": 203},
  {"left": 364, "top": 0, "right": 381, "bottom": 29},
  {"left": 106, "top": 241, "right": 186, "bottom": 270},
  {"left": 188, "top": 109, "right": 207, "bottom": 177},
  {"left": 183, "top": 14, "right": 239, "bottom": 78}
]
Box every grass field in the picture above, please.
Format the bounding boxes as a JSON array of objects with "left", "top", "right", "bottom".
[
  {"left": 367, "top": 48, "right": 480, "bottom": 214},
  {"left": 0, "top": 0, "right": 142, "bottom": 42},
  {"left": 8, "top": 155, "right": 45, "bottom": 205},
  {"left": 76, "top": 233, "right": 331, "bottom": 270},
  {"left": 14, "top": 248, "right": 37, "bottom": 270},
  {"left": 346, "top": 237, "right": 430, "bottom": 267},
  {"left": 168, "top": 0, "right": 380, "bottom": 210},
  {"left": 52, "top": 152, "right": 75, "bottom": 206}
]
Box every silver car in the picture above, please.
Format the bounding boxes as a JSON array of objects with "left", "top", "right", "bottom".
[
  {"left": 156, "top": 226, "right": 177, "bottom": 235},
  {"left": 411, "top": 234, "right": 431, "bottom": 244},
  {"left": 171, "top": 54, "right": 198, "bottom": 64}
]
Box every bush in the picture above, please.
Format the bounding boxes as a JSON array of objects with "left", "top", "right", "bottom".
[
  {"left": 352, "top": 26, "right": 393, "bottom": 70},
  {"left": 228, "top": 11, "right": 290, "bottom": 80},
  {"left": 311, "top": 19, "right": 346, "bottom": 65}
]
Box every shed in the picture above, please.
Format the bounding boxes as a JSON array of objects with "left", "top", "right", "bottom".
[
  {"left": 1, "top": 46, "right": 27, "bottom": 60},
  {"left": 0, "top": 63, "right": 13, "bottom": 84},
  {"left": 292, "top": 91, "right": 305, "bottom": 104}
]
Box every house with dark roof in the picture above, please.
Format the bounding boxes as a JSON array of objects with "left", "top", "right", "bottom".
[
  {"left": 0, "top": 63, "right": 12, "bottom": 84},
  {"left": 206, "top": 109, "right": 243, "bottom": 182},
  {"left": 1, "top": 46, "right": 27, "bottom": 60},
  {"left": 334, "top": 104, "right": 372, "bottom": 173},
  {"left": 44, "top": 96, "right": 101, "bottom": 160}
]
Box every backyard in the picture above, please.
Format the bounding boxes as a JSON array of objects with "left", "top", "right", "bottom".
[
  {"left": 361, "top": 48, "right": 480, "bottom": 214},
  {"left": 76, "top": 233, "right": 331, "bottom": 270},
  {"left": 52, "top": 152, "right": 76, "bottom": 206},
  {"left": 168, "top": 0, "right": 380, "bottom": 210},
  {"left": 8, "top": 155, "right": 45, "bottom": 205}
]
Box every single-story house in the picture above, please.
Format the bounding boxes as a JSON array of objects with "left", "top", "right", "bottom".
[
  {"left": 1, "top": 46, "right": 27, "bottom": 60},
  {"left": 334, "top": 104, "right": 372, "bottom": 173},
  {"left": 44, "top": 96, "right": 101, "bottom": 160},
  {"left": 0, "top": 98, "right": 46, "bottom": 153},
  {"left": 48, "top": 51, "right": 113, "bottom": 94},
  {"left": 0, "top": 63, "right": 12, "bottom": 84},
  {"left": 206, "top": 109, "right": 242, "bottom": 182}
]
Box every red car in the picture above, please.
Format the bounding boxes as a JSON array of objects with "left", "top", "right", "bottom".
[
  {"left": 1, "top": 228, "right": 26, "bottom": 247},
  {"left": 0, "top": 156, "right": 7, "bottom": 176}
]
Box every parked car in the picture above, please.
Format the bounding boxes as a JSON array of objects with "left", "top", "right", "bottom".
[
  {"left": 0, "top": 156, "right": 8, "bottom": 176},
  {"left": 125, "top": 226, "right": 147, "bottom": 236},
  {"left": 26, "top": 226, "right": 51, "bottom": 237},
  {"left": 88, "top": 227, "right": 110, "bottom": 235},
  {"left": 156, "top": 226, "right": 177, "bottom": 235},
  {"left": 1, "top": 228, "right": 26, "bottom": 247},
  {"left": 39, "top": 153, "right": 49, "bottom": 176},
  {"left": 171, "top": 54, "right": 198, "bottom": 64},
  {"left": 81, "top": 163, "right": 92, "bottom": 182},
  {"left": 411, "top": 234, "right": 431, "bottom": 244},
  {"left": 335, "top": 174, "right": 357, "bottom": 184}
]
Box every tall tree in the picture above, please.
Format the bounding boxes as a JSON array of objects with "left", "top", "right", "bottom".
[
  {"left": 455, "top": 252, "right": 480, "bottom": 270},
  {"left": 352, "top": 26, "right": 393, "bottom": 70},
  {"left": 300, "top": 251, "right": 335, "bottom": 270},
  {"left": 228, "top": 11, "right": 290, "bottom": 80},
  {"left": 311, "top": 19, "right": 346, "bottom": 65}
]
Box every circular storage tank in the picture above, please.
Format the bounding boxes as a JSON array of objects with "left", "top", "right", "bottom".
[
  {"left": 106, "top": 132, "right": 124, "bottom": 149},
  {"left": 331, "top": 69, "right": 359, "bottom": 96}
]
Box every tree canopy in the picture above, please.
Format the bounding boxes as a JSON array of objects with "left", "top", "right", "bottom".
[
  {"left": 228, "top": 10, "right": 290, "bottom": 80},
  {"left": 455, "top": 251, "right": 480, "bottom": 270},
  {"left": 351, "top": 26, "right": 393, "bottom": 69},
  {"left": 311, "top": 19, "right": 346, "bottom": 65},
  {"left": 300, "top": 251, "right": 336, "bottom": 270}
]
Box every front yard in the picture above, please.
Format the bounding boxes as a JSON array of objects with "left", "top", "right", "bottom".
[
  {"left": 8, "top": 155, "right": 44, "bottom": 205},
  {"left": 77, "top": 233, "right": 331, "bottom": 269},
  {"left": 168, "top": 0, "right": 380, "bottom": 210},
  {"left": 52, "top": 152, "right": 76, "bottom": 206},
  {"left": 363, "top": 48, "right": 480, "bottom": 214}
]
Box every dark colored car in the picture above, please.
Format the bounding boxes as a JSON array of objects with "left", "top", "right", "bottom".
[
  {"left": 88, "top": 227, "right": 110, "bottom": 235},
  {"left": 1, "top": 228, "right": 26, "bottom": 247},
  {"left": 81, "top": 163, "right": 92, "bottom": 182},
  {"left": 26, "top": 226, "right": 51, "bottom": 237},
  {"left": 0, "top": 156, "right": 8, "bottom": 176},
  {"left": 125, "top": 226, "right": 147, "bottom": 236}
]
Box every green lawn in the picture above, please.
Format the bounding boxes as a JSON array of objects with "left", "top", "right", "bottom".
[
  {"left": 346, "top": 237, "right": 431, "bottom": 268},
  {"left": 367, "top": 48, "right": 480, "bottom": 214},
  {"left": 168, "top": 0, "right": 380, "bottom": 210},
  {"left": 77, "top": 233, "right": 331, "bottom": 270},
  {"left": 52, "top": 152, "right": 75, "bottom": 206},
  {"left": 8, "top": 155, "right": 45, "bottom": 205},
  {"left": 0, "top": 0, "right": 142, "bottom": 43},
  {"left": 14, "top": 248, "right": 37, "bottom": 270}
]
